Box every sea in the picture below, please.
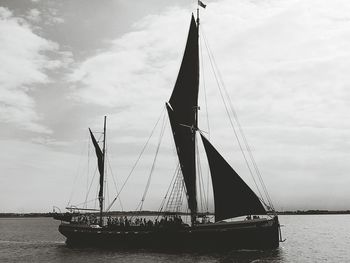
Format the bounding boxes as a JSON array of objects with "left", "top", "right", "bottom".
[{"left": 0, "top": 215, "right": 349, "bottom": 262}]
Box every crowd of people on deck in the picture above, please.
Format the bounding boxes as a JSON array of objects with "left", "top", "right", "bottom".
[
  {"left": 107, "top": 215, "right": 184, "bottom": 228},
  {"left": 71, "top": 214, "right": 186, "bottom": 229},
  {"left": 71, "top": 214, "right": 98, "bottom": 225}
]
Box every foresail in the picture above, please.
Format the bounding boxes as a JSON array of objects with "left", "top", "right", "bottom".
[
  {"left": 200, "top": 134, "right": 266, "bottom": 221},
  {"left": 167, "top": 14, "right": 199, "bottom": 215},
  {"left": 89, "top": 128, "right": 104, "bottom": 199}
]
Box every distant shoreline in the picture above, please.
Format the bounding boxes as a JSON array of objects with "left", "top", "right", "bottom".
[
  {"left": 277, "top": 210, "right": 350, "bottom": 215},
  {"left": 1, "top": 210, "right": 350, "bottom": 218}
]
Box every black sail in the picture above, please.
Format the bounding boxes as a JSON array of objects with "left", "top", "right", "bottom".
[
  {"left": 201, "top": 134, "right": 266, "bottom": 221},
  {"left": 89, "top": 128, "right": 104, "bottom": 200},
  {"left": 166, "top": 104, "right": 196, "bottom": 213},
  {"left": 169, "top": 14, "right": 199, "bottom": 119},
  {"left": 167, "top": 15, "right": 199, "bottom": 215}
]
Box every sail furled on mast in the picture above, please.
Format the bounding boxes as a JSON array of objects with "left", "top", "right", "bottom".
[
  {"left": 89, "top": 128, "right": 104, "bottom": 200},
  {"left": 167, "top": 14, "right": 199, "bottom": 215},
  {"left": 200, "top": 134, "right": 266, "bottom": 221}
]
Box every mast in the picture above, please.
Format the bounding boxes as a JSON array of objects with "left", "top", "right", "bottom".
[
  {"left": 197, "top": 1, "right": 200, "bottom": 26},
  {"left": 193, "top": 1, "right": 200, "bottom": 225},
  {"left": 88, "top": 116, "right": 107, "bottom": 226},
  {"left": 167, "top": 14, "right": 199, "bottom": 226},
  {"left": 195, "top": 1, "right": 200, "bottom": 132},
  {"left": 99, "top": 116, "right": 106, "bottom": 226}
]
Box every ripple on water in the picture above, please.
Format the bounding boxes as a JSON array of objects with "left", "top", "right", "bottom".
[{"left": 1, "top": 216, "right": 350, "bottom": 262}]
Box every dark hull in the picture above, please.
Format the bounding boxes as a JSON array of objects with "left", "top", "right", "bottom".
[{"left": 59, "top": 216, "right": 280, "bottom": 250}]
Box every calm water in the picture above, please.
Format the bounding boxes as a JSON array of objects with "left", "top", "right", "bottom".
[{"left": 0, "top": 215, "right": 349, "bottom": 262}]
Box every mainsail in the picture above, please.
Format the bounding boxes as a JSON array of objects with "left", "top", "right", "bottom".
[
  {"left": 167, "top": 13, "right": 267, "bottom": 223},
  {"left": 167, "top": 14, "right": 199, "bottom": 217},
  {"left": 200, "top": 134, "right": 266, "bottom": 221}
]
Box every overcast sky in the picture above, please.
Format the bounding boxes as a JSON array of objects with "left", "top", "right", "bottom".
[{"left": 1, "top": 0, "right": 350, "bottom": 213}]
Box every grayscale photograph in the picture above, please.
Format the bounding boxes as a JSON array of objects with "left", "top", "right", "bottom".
[{"left": 0, "top": 0, "right": 349, "bottom": 262}]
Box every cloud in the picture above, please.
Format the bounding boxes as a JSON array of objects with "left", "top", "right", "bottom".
[
  {"left": 26, "top": 8, "right": 41, "bottom": 22},
  {"left": 44, "top": 7, "right": 65, "bottom": 25},
  {"left": 68, "top": 0, "right": 350, "bottom": 210},
  {"left": 49, "top": 16, "right": 64, "bottom": 24},
  {"left": 0, "top": 7, "right": 65, "bottom": 133},
  {"left": 68, "top": 7, "right": 195, "bottom": 160},
  {"left": 70, "top": 7, "right": 189, "bottom": 107}
]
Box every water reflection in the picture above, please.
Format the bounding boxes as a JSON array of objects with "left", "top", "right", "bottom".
[
  {"left": 213, "top": 248, "right": 284, "bottom": 263},
  {"left": 55, "top": 245, "right": 285, "bottom": 263}
]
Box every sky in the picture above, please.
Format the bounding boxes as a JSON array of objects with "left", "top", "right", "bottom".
[{"left": 1, "top": 0, "right": 350, "bottom": 213}]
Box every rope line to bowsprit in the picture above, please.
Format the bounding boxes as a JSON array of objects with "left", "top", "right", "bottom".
[
  {"left": 105, "top": 106, "right": 166, "bottom": 212},
  {"left": 138, "top": 110, "right": 167, "bottom": 211}
]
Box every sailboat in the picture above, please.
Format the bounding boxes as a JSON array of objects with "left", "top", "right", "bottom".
[{"left": 54, "top": 5, "right": 282, "bottom": 250}]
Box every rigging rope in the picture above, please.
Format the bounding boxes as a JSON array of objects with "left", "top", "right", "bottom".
[
  {"left": 107, "top": 155, "right": 124, "bottom": 211},
  {"left": 105, "top": 174, "right": 110, "bottom": 208},
  {"left": 86, "top": 135, "right": 90, "bottom": 208},
  {"left": 201, "top": 29, "right": 264, "bottom": 200},
  {"left": 71, "top": 197, "right": 99, "bottom": 208},
  {"left": 211, "top": 46, "right": 274, "bottom": 210},
  {"left": 139, "top": 111, "right": 167, "bottom": 210},
  {"left": 199, "top": 27, "right": 211, "bottom": 137},
  {"left": 201, "top": 26, "right": 274, "bottom": 210},
  {"left": 157, "top": 164, "right": 180, "bottom": 217},
  {"left": 67, "top": 131, "right": 90, "bottom": 208},
  {"left": 195, "top": 134, "right": 206, "bottom": 212},
  {"left": 105, "top": 107, "right": 166, "bottom": 212},
  {"left": 163, "top": 170, "right": 182, "bottom": 212},
  {"left": 204, "top": 33, "right": 274, "bottom": 210},
  {"left": 199, "top": 33, "right": 211, "bottom": 213},
  {"left": 82, "top": 166, "right": 98, "bottom": 208},
  {"left": 224, "top": 94, "right": 275, "bottom": 209}
]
